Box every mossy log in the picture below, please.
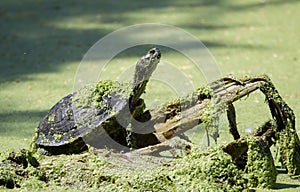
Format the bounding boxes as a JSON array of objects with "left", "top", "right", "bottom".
[
  {"left": 132, "top": 76, "right": 267, "bottom": 145},
  {"left": 133, "top": 75, "right": 300, "bottom": 175},
  {"left": 223, "top": 77, "right": 300, "bottom": 176}
]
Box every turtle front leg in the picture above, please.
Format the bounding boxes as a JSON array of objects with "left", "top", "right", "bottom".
[
  {"left": 128, "top": 98, "right": 160, "bottom": 149},
  {"left": 126, "top": 98, "right": 150, "bottom": 149}
]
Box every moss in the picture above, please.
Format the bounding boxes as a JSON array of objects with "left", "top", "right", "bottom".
[
  {"left": 245, "top": 137, "right": 277, "bottom": 189},
  {"left": 175, "top": 146, "right": 247, "bottom": 191},
  {"left": 71, "top": 80, "right": 131, "bottom": 123},
  {"left": 30, "top": 127, "right": 39, "bottom": 151},
  {"left": 199, "top": 100, "right": 223, "bottom": 142},
  {"left": 125, "top": 123, "right": 136, "bottom": 149},
  {"left": 0, "top": 146, "right": 250, "bottom": 191},
  {"left": 196, "top": 85, "right": 213, "bottom": 100},
  {"left": 72, "top": 80, "right": 120, "bottom": 109},
  {"left": 47, "top": 114, "right": 55, "bottom": 123},
  {"left": 259, "top": 77, "right": 300, "bottom": 175},
  {"left": 0, "top": 163, "right": 20, "bottom": 189},
  {"left": 161, "top": 85, "right": 213, "bottom": 121},
  {"left": 276, "top": 126, "right": 300, "bottom": 175},
  {"left": 200, "top": 102, "right": 212, "bottom": 128},
  {"left": 0, "top": 149, "right": 40, "bottom": 189},
  {"left": 53, "top": 133, "right": 63, "bottom": 141}
]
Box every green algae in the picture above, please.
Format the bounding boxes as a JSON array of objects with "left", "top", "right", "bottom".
[
  {"left": 160, "top": 84, "right": 213, "bottom": 121},
  {"left": 174, "top": 146, "right": 247, "bottom": 191},
  {"left": 0, "top": 149, "right": 40, "bottom": 189},
  {"left": 47, "top": 114, "right": 55, "bottom": 123},
  {"left": 0, "top": 142, "right": 268, "bottom": 191},
  {"left": 53, "top": 133, "right": 63, "bottom": 141},
  {"left": 259, "top": 76, "right": 300, "bottom": 175},
  {"left": 0, "top": 127, "right": 288, "bottom": 191},
  {"left": 1, "top": 148, "right": 235, "bottom": 190},
  {"left": 72, "top": 80, "right": 116, "bottom": 109},
  {"left": 276, "top": 127, "right": 300, "bottom": 176},
  {"left": 196, "top": 85, "right": 213, "bottom": 100},
  {"left": 200, "top": 102, "right": 218, "bottom": 137},
  {"left": 245, "top": 137, "right": 277, "bottom": 189},
  {"left": 71, "top": 80, "right": 132, "bottom": 112}
]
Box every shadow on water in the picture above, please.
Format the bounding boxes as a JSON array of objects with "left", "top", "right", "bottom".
[
  {"left": 0, "top": 110, "right": 47, "bottom": 136},
  {"left": 274, "top": 183, "right": 300, "bottom": 189},
  {"left": 1, "top": 0, "right": 285, "bottom": 84}
]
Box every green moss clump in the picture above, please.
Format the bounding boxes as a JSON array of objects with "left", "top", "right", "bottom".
[
  {"left": 245, "top": 137, "right": 277, "bottom": 188},
  {"left": 173, "top": 147, "right": 247, "bottom": 191},
  {"left": 72, "top": 80, "right": 132, "bottom": 109},
  {"left": 95, "top": 80, "right": 116, "bottom": 97},
  {"left": 196, "top": 86, "right": 213, "bottom": 100},
  {"left": 53, "top": 133, "right": 63, "bottom": 141},
  {"left": 0, "top": 149, "right": 40, "bottom": 189},
  {"left": 94, "top": 80, "right": 132, "bottom": 105},
  {"left": 0, "top": 138, "right": 282, "bottom": 191},
  {"left": 0, "top": 165, "right": 20, "bottom": 189},
  {"left": 0, "top": 146, "right": 246, "bottom": 191},
  {"left": 72, "top": 80, "right": 114, "bottom": 108},
  {"left": 47, "top": 113, "right": 55, "bottom": 123},
  {"left": 277, "top": 126, "right": 300, "bottom": 175},
  {"left": 260, "top": 78, "right": 300, "bottom": 175}
]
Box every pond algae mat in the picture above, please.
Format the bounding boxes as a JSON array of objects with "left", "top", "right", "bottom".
[
  {"left": 0, "top": 142, "right": 276, "bottom": 191},
  {"left": 1, "top": 75, "right": 300, "bottom": 191}
]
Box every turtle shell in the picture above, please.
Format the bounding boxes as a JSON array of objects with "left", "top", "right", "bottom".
[{"left": 34, "top": 81, "right": 131, "bottom": 151}]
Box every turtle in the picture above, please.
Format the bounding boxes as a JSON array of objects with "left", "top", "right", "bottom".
[{"left": 33, "top": 48, "right": 161, "bottom": 154}]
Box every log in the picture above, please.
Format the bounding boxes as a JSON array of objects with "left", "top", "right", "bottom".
[
  {"left": 131, "top": 75, "right": 300, "bottom": 175},
  {"left": 133, "top": 76, "right": 268, "bottom": 144}
]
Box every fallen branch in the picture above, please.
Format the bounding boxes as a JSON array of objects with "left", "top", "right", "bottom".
[{"left": 132, "top": 75, "right": 300, "bottom": 175}]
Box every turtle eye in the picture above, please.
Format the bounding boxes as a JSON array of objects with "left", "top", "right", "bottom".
[{"left": 149, "top": 49, "right": 156, "bottom": 55}]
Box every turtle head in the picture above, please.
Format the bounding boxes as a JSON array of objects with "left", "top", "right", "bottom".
[
  {"left": 130, "top": 48, "right": 161, "bottom": 106},
  {"left": 133, "top": 48, "right": 161, "bottom": 87}
]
